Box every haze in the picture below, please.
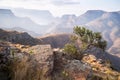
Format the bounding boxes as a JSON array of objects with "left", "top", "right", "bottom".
[{"left": 0, "top": 0, "right": 120, "bottom": 17}]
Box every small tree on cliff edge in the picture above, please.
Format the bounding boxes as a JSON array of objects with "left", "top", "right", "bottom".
[{"left": 64, "top": 26, "right": 107, "bottom": 59}]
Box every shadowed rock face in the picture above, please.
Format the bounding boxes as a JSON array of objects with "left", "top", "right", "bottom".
[
  {"left": 0, "top": 42, "right": 10, "bottom": 80},
  {"left": 0, "top": 29, "right": 41, "bottom": 45}
]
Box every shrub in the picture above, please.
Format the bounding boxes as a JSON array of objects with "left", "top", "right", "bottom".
[
  {"left": 63, "top": 26, "right": 107, "bottom": 60},
  {"left": 73, "top": 26, "right": 107, "bottom": 52},
  {"left": 63, "top": 43, "right": 77, "bottom": 55}
]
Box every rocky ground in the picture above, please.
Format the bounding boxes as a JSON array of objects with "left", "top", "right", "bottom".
[{"left": 0, "top": 41, "right": 120, "bottom": 80}]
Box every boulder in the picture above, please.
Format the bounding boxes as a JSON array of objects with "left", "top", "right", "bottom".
[
  {"left": 8, "top": 44, "right": 54, "bottom": 80},
  {"left": 65, "top": 60, "right": 91, "bottom": 80},
  {"left": 52, "top": 51, "right": 91, "bottom": 80}
]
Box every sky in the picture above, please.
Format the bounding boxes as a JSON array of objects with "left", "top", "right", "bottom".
[{"left": 0, "top": 0, "right": 120, "bottom": 17}]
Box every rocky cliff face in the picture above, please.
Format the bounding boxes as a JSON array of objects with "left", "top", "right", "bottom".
[
  {"left": 0, "top": 42, "right": 54, "bottom": 80},
  {"left": 0, "top": 29, "right": 41, "bottom": 45}
]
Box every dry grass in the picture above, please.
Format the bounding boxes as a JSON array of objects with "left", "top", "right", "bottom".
[
  {"left": 9, "top": 55, "right": 29, "bottom": 80},
  {"left": 8, "top": 54, "right": 50, "bottom": 80}
]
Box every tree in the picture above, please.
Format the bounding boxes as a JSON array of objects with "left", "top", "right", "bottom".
[
  {"left": 63, "top": 43, "right": 77, "bottom": 55},
  {"left": 63, "top": 26, "right": 107, "bottom": 59},
  {"left": 73, "top": 26, "right": 107, "bottom": 52}
]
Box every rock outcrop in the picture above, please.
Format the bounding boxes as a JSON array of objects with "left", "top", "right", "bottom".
[
  {"left": 0, "top": 42, "right": 10, "bottom": 80},
  {"left": 52, "top": 51, "right": 92, "bottom": 80},
  {"left": 0, "top": 29, "right": 41, "bottom": 45},
  {"left": 27, "top": 45, "right": 54, "bottom": 80},
  {"left": 85, "top": 47, "right": 120, "bottom": 71},
  {"left": 52, "top": 48, "right": 120, "bottom": 80},
  {"left": 0, "top": 41, "right": 54, "bottom": 80}
]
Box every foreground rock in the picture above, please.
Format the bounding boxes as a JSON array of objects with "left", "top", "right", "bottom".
[
  {"left": 0, "top": 42, "right": 54, "bottom": 80},
  {"left": 86, "top": 47, "right": 120, "bottom": 71},
  {"left": 0, "top": 42, "right": 10, "bottom": 80},
  {"left": 0, "top": 41, "right": 120, "bottom": 80},
  {"left": 52, "top": 51, "right": 92, "bottom": 80},
  {"left": 52, "top": 49, "right": 120, "bottom": 80}
]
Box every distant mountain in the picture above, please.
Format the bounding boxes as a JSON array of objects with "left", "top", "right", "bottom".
[
  {"left": 46, "top": 15, "right": 77, "bottom": 33},
  {"left": 86, "top": 12, "right": 120, "bottom": 31},
  {"left": 85, "top": 12, "right": 120, "bottom": 55},
  {"left": 47, "top": 10, "right": 106, "bottom": 33},
  {"left": 12, "top": 8, "right": 54, "bottom": 25},
  {"left": 3, "top": 27, "right": 41, "bottom": 37},
  {"left": 0, "top": 9, "right": 49, "bottom": 35},
  {"left": 76, "top": 10, "right": 105, "bottom": 25},
  {"left": 108, "top": 38, "right": 120, "bottom": 57}
]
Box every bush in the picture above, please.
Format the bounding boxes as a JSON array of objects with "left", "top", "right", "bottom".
[
  {"left": 63, "top": 26, "right": 107, "bottom": 60},
  {"left": 73, "top": 26, "right": 107, "bottom": 52},
  {"left": 63, "top": 43, "right": 77, "bottom": 55}
]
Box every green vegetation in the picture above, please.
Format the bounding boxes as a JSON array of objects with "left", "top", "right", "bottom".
[
  {"left": 63, "top": 43, "right": 77, "bottom": 55},
  {"left": 10, "top": 49, "right": 15, "bottom": 58},
  {"left": 29, "top": 50, "right": 34, "bottom": 54},
  {"left": 64, "top": 26, "right": 107, "bottom": 59},
  {"left": 73, "top": 26, "right": 107, "bottom": 51},
  {"left": 9, "top": 55, "right": 47, "bottom": 80}
]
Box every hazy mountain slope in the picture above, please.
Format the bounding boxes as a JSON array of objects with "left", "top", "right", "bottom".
[
  {"left": 86, "top": 12, "right": 120, "bottom": 53},
  {"left": 46, "top": 15, "right": 77, "bottom": 33},
  {"left": 86, "top": 12, "right": 120, "bottom": 31},
  {"left": 0, "top": 9, "right": 48, "bottom": 34},
  {"left": 48, "top": 10, "right": 119, "bottom": 34},
  {"left": 108, "top": 38, "right": 120, "bottom": 57},
  {"left": 47, "top": 10, "right": 105, "bottom": 33},
  {"left": 12, "top": 8, "right": 54, "bottom": 25},
  {"left": 75, "top": 10, "right": 105, "bottom": 25},
  {"left": 3, "top": 27, "right": 41, "bottom": 37}
]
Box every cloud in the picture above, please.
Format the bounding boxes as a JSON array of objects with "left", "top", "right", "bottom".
[
  {"left": 51, "top": 0, "right": 80, "bottom": 6},
  {"left": 0, "top": 0, "right": 120, "bottom": 17}
]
